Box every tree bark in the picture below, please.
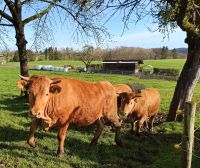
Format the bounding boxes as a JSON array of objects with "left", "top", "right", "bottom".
[
  {"left": 16, "top": 27, "right": 29, "bottom": 77},
  {"left": 14, "top": 1, "right": 29, "bottom": 77},
  {"left": 167, "top": 33, "right": 200, "bottom": 121}
]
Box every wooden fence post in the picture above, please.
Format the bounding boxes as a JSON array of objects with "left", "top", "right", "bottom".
[{"left": 181, "top": 101, "right": 196, "bottom": 168}]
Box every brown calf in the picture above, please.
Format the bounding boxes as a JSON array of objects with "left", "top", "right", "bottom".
[{"left": 118, "top": 88, "right": 160, "bottom": 133}]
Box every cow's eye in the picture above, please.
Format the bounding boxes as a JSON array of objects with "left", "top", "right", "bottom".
[{"left": 46, "top": 93, "right": 49, "bottom": 96}]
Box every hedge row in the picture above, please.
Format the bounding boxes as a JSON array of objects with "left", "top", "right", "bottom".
[{"left": 153, "top": 68, "right": 179, "bottom": 76}]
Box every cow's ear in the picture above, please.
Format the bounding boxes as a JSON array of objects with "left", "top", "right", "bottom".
[
  {"left": 49, "top": 85, "right": 62, "bottom": 94},
  {"left": 16, "top": 80, "right": 29, "bottom": 89},
  {"left": 132, "top": 93, "right": 142, "bottom": 99},
  {"left": 127, "top": 93, "right": 135, "bottom": 99},
  {"left": 51, "top": 79, "right": 61, "bottom": 85}
]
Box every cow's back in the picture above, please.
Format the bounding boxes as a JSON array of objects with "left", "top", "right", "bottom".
[
  {"left": 50, "top": 78, "right": 117, "bottom": 126},
  {"left": 142, "top": 88, "right": 160, "bottom": 116},
  {"left": 114, "top": 84, "right": 133, "bottom": 94}
]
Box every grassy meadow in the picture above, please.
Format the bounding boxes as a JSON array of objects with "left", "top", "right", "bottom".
[
  {"left": 144, "top": 59, "right": 186, "bottom": 71},
  {"left": 0, "top": 59, "right": 200, "bottom": 168}
]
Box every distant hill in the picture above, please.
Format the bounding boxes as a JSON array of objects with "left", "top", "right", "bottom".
[{"left": 175, "top": 48, "right": 188, "bottom": 56}]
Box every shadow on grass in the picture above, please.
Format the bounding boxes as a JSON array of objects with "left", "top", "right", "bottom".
[
  {"left": 0, "top": 120, "right": 184, "bottom": 168},
  {"left": 0, "top": 94, "right": 28, "bottom": 113},
  {"left": 0, "top": 126, "right": 56, "bottom": 143},
  {"left": 63, "top": 132, "right": 182, "bottom": 167}
]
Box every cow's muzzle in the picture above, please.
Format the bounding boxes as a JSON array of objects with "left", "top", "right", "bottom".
[
  {"left": 119, "top": 111, "right": 128, "bottom": 117},
  {"left": 29, "top": 110, "right": 42, "bottom": 118}
]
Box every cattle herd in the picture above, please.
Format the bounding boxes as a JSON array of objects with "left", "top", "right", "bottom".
[{"left": 17, "top": 75, "right": 160, "bottom": 157}]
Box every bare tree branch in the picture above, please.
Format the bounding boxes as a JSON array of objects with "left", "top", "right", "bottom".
[
  {"left": 4, "top": 0, "right": 17, "bottom": 18},
  {"left": 21, "top": 0, "right": 32, "bottom": 5},
  {"left": 0, "top": 9, "right": 14, "bottom": 24},
  {"left": 38, "top": 0, "right": 87, "bottom": 32},
  {"left": 23, "top": 0, "right": 57, "bottom": 25},
  {"left": 0, "top": 23, "right": 14, "bottom": 26}
]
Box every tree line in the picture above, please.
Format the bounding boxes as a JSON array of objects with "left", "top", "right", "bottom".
[{"left": 1, "top": 46, "right": 186, "bottom": 62}]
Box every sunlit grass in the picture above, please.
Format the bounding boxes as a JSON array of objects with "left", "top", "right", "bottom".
[{"left": 144, "top": 59, "right": 186, "bottom": 71}]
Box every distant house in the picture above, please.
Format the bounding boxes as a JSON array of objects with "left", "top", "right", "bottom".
[{"left": 102, "top": 59, "right": 143, "bottom": 74}]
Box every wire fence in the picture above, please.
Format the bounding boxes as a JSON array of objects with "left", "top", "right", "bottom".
[{"left": 137, "top": 73, "right": 179, "bottom": 81}]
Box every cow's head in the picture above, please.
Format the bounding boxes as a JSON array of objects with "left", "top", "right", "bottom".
[
  {"left": 118, "top": 92, "right": 141, "bottom": 116},
  {"left": 17, "top": 75, "right": 61, "bottom": 118}
]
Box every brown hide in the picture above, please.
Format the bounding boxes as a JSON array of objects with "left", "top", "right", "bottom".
[
  {"left": 121, "top": 88, "right": 160, "bottom": 133},
  {"left": 114, "top": 84, "right": 133, "bottom": 95},
  {"left": 129, "top": 88, "right": 160, "bottom": 117},
  {"left": 17, "top": 75, "right": 122, "bottom": 156},
  {"left": 49, "top": 77, "right": 119, "bottom": 127}
]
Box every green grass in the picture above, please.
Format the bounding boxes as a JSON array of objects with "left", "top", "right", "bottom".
[
  {"left": 0, "top": 59, "right": 200, "bottom": 168},
  {"left": 144, "top": 59, "right": 186, "bottom": 71}
]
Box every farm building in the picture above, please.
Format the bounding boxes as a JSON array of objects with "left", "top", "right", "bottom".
[{"left": 102, "top": 59, "right": 143, "bottom": 74}]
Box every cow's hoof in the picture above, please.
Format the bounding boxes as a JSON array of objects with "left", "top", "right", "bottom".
[
  {"left": 57, "top": 152, "right": 64, "bottom": 158},
  {"left": 27, "top": 140, "right": 36, "bottom": 148},
  {"left": 57, "top": 150, "right": 64, "bottom": 158}
]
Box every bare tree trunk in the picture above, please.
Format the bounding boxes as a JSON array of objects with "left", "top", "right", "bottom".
[
  {"left": 167, "top": 33, "right": 200, "bottom": 121},
  {"left": 15, "top": 22, "right": 29, "bottom": 77},
  {"left": 15, "top": 24, "right": 29, "bottom": 97}
]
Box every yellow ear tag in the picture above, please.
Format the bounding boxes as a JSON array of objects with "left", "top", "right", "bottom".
[
  {"left": 174, "top": 143, "right": 181, "bottom": 149},
  {"left": 176, "top": 109, "right": 184, "bottom": 115}
]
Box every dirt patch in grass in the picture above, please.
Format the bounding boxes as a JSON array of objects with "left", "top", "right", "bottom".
[{"left": 154, "top": 113, "right": 167, "bottom": 125}]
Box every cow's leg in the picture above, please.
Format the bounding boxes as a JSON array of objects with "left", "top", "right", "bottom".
[
  {"left": 57, "top": 123, "right": 69, "bottom": 157},
  {"left": 133, "top": 120, "right": 138, "bottom": 132},
  {"left": 27, "top": 118, "right": 41, "bottom": 148},
  {"left": 108, "top": 115, "right": 122, "bottom": 146},
  {"left": 130, "top": 115, "right": 137, "bottom": 132},
  {"left": 130, "top": 120, "right": 137, "bottom": 132},
  {"left": 144, "top": 120, "right": 149, "bottom": 130},
  {"left": 130, "top": 122, "right": 134, "bottom": 131},
  {"left": 90, "top": 119, "right": 105, "bottom": 146},
  {"left": 138, "top": 115, "right": 148, "bottom": 134},
  {"left": 149, "top": 115, "right": 156, "bottom": 133}
]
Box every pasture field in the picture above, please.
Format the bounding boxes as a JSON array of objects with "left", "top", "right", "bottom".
[
  {"left": 3, "top": 59, "right": 186, "bottom": 71},
  {"left": 0, "top": 59, "right": 200, "bottom": 168},
  {"left": 144, "top": 59, "right": 186, "bottom": 71},
  {"left": 28, "top": 59, "right": 185, "bottom": 71}
]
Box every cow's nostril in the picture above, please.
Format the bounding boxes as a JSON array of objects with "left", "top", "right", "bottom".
[{"left": 29, "top": 111, "right": 37, "bottom": 117}]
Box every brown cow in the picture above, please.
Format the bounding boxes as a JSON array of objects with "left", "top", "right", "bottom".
[
  {"left": 17, "top": 75, "right": 122, "bottom": 157},
  {"left": 118, "top": 88, "right": 160, "bottom": 133}
]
